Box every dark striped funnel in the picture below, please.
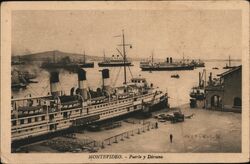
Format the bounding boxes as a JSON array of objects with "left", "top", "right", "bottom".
[
  {"left": 78, "top": 69, "right": 86, "bottom": 81},
  {"left": 102, "top": 69, "right": 110, "bottom": 79},
  {"left": 50, "top": 72, "right": 59, "bottom": 83}
]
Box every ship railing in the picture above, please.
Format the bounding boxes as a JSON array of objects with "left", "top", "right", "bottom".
[
  {"left": 100, "top": 122, "right": 157, "bottom": 148},
  {"left": 11, "top": 105, "right": 47, "bottom": 119},
  {"left": 12, "top": 111, "right": 47, "bottom": 119}
]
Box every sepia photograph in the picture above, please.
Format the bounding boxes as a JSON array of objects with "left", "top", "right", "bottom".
[{"left": 1, "top": 1, "right": 249, "bottom": 163}]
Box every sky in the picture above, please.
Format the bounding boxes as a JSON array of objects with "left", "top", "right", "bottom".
[{"left": 12, "top": 10, "right": 242, "bottom": 59}]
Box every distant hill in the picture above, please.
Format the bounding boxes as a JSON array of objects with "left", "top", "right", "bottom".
[
  {"left": 19, "top": 50, "right": 104, "bottom": 62},
  {"left": 13, "top": 50, "right": 241, "bottom": 63}
]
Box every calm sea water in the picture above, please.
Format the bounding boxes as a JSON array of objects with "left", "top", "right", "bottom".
[{"left": 12, "top": 61, "right": 241, "bottom": 107}]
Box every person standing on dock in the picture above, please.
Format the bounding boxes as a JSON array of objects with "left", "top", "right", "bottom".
[
  {"left": 155, "top": 122, "right": 158, "bottom": 129},
  {"left": 170, "top": 134, "right": 173, "bottom": 143}
]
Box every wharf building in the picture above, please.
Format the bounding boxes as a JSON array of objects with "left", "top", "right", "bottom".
[{"left": 205, "top": 65, "right": 242, "bottom": 112}]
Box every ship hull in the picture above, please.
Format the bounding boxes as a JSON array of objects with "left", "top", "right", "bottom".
[
  {"left": 223, "top": 66, "right": 237, "bottom": 69},
  {"left": 98, "top": 62, "right": 133, "bottom": 67},
  {"left": 80, "top": 63, "right": 94, "bottom": 68},
  {"left": 194, "top": 64, "right": 205, "bottom": 68},
  {"left": 11, "top": 95, "right": 168, "bottom": 149},
  {"left": 140, "top": 65, "right": 194, "bottom": 71}
]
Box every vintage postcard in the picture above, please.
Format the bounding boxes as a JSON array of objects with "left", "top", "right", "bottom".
[{"left": 1, "top": 1, "right": 249, "bottom": 163}]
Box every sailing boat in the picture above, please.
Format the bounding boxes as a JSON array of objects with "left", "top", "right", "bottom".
[
  {"left": 223, "top": 55, "right": 237, "bottom": 69},
  {"left": 79, "top": 51, "right": 94, "bottom": 68}
]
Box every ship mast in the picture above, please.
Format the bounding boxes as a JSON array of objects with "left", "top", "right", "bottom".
[
  {"left": 151, "top": 51, "right": 154, "bottom": 64},
  {"left": 116, "top": 30, "right": 132, "bottom": 85},
  {"left": 229, "top": 55, "right": 231, "bottom": 67},
  {"left": 53, "top": 51, "right": 56, "bottom": 63},
  {"left": 103, "top": 50, "right": 106, "bottom": 61},
  {"left": 122, "top": 30, "right": 127, "bottom": 84},
  {"left": 83, "top": 51, "right": 86, "bottom": 63}
]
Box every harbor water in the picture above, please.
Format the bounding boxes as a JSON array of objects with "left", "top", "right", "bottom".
[{"left": 12, "top": 60, "right": 241, "bottom": 107}]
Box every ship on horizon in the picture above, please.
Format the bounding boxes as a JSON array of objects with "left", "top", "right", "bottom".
[
  {"left": 98, "top": 48, "right": 133, "bottom": 67},
  {"left": 41, "top": 52, "right": 83, "bottom": 72},
  {"left": 140, "top": 54, "right": 195, "bottom": 71},
  {"left": 223, "top": 55, "right": 238, "bottom": 69},
  {"left": 79, "top": 51, "right": 94, "bottom": 68}
]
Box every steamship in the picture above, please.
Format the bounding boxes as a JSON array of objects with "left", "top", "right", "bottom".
[
  {"left": 98, "top": 51, "right": 133, "bottom": 67},
  {"left": 79, "top": 51, "right": 94, "bottom": 68},
  {"left": 11, "top": 31, "right": 169, "bottom": 147},
  {"left": 140, "top": 57, "right": 194, "bottom": 71}
]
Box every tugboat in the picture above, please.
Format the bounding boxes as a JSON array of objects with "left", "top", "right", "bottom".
[
  {"left": 190, "top": 70, "right": 206, "bottom": 100},
  {"left": 140, "top": 57, "right": 194, "bottom": 71},
  {"left": 189, "top": 70, "right": 206, "bottom": 108},
  {"left": 79, "top": 51, "right": 94, "bottom": 68},
  {"left": 11, "top": 30, "right": 169, "bottom": 148}
]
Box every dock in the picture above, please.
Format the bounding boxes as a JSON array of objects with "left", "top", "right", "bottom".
[{"left": 14, "top": 104, "right": 241, "bottom": 153}]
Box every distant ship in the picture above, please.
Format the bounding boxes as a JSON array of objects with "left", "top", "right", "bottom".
[
  {"left": 140, "top": 56, "right": 194, "bottom": 71},
  {"left": 223, "top": 56, "right": 237, "bottom": 69},
  {"left": 98, "top": 51, "right": 133, "bottom": 67},
  {"left": 11, "top": 69, "right": 37, "bottom": 90},
  {"left": 79, "top": 51, "right": 94, "bottom": 68},
  {"left": 41, "top": 54, "right": 81, "bottom": 72},
  {"left": 190, "top": 59, "right": 205, "bottom": 68}
]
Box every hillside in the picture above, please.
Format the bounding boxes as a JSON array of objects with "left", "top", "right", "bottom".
[{"left": 19, "top": 50, "right": 104, "bottom": 62}]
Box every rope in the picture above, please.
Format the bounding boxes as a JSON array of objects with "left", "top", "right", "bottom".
[
  {"left": 127, "top": 66, "right": 133, "bottom": 79},
  {"left": 113, "top": 67, "right": 122, "bottom": 86}
]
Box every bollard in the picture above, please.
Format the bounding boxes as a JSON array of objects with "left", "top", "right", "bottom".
[
  {"left": 142, "top": 127, "right": 145, "bottom": 133},
  {"left": 131, "top": 131, "right": 134, "bottom": 136},
  {"left": 137, "top": 129, "right": 140, "bottom": 134},
  {"left": 126, "top": 132, "right": 130, "bottom": 139},
  {"left": 114, "top": 136, "right": 118, "bottom": 143},
  {"left": 108, "top": 139, "right": 111, "bottom": 146},
  {"left": 147, "top": 125, "right": 150, "bottom": 131},
  {"left": 121, "top": 134, "right": 124, "bottom": 141},
  {"left": 101, "top": 142, "right": 105, "bottom": 149}
]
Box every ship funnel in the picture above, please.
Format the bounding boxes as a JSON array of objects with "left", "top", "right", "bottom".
[
  {"left": 50, "top": 71, "right": 61, "bottom": 97},
  {"left": 167, "top": 57, "right": 169, "bottom": 63},
  {"left": 78, "top": 68, "right": 88, "bottom": 100},
  {"left": 209, "top": 72, "right": 212, "bottom": 85},
  {"left": 170, "top": 57, "right": 173, "bottom": 63},
  {"left": 102, "top": 69, "right": 111, "bottom": 92}
]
